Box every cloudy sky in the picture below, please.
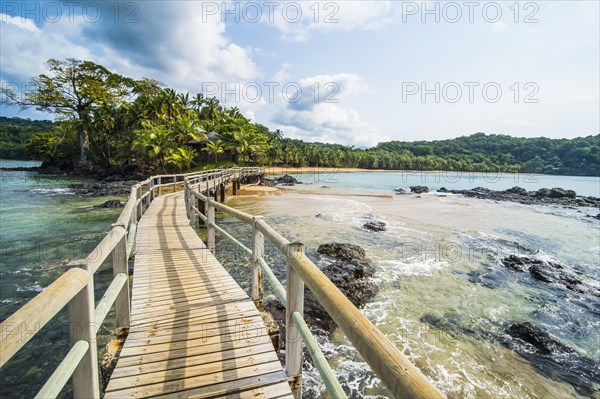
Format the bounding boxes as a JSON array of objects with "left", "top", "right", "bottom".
[{"left": 1, "top": 1, "right": 598, "bottom": 146}]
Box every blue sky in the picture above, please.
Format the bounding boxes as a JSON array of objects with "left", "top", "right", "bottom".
[{"left": 1, "top": 1, "right": 598, "bottom": 146}]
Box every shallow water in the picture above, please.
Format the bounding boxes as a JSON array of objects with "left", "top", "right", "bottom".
[
  {"left": 217, "top": 174, "right": 600, "bottom": 398},
  {"left": 0, "top": 162, "right": 127, "bottom": 398}
]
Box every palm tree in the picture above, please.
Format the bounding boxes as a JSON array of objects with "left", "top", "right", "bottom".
[
  {"left": 167, "top": 146, "right": 197, "bottom": 172},
  {"left": 231, "top": 130, "right": 263, "bottom": 165},
  {"left": 190, "top": 93, "right": 205, "bottom": 118},
  {"left": 133, "top": 121, "right": 173, "bottom": 172},
  {"left": 203, "top": 140, "right": 225, "bottom": 168},
  {"left": 171, "top": 116, "right": 207, "bottom": 146},
  {"left": 202, "top": 97, "right": 222, "bottom": 122}
]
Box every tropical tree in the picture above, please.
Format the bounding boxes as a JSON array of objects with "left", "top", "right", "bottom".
[
  {"left": 203, "top": 140, "right": 225, "bottom": 168},
  {"left": 167, "top": 147, "right": 198, "bottom": 172},
  {"left": 2, "top": 59, "right": 138, "bottom": 165}
]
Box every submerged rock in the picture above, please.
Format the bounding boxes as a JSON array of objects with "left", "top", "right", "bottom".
[
  {"left": 500, "top": 255, "right": 599, "bottom": 296},
  {"left": 505, "top": 322, "right": 572, "bottom": 356},
  {"left": 363, "top": 220, "right": 386, "bottom": 232},
  {"left": 94, "top": 199, "right": 124, "bottom": 208}
]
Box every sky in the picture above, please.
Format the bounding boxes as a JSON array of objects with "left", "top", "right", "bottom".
[{"left": 1, "top": 0, "right": 598, "bottom": 147}]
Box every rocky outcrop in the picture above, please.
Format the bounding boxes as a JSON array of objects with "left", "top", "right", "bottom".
[
  {"left": 436, "top": 186, "right": 599, "bottom": 208},
  {"left": 68, "top": 181, "right": 138, "bottom": 197},
  {"left": 274, "top": 174, "right": 302, "bottom": 186},
  {"left": 264, "top": 243, "right": 377, "bottom": 337},
  {"left": 363, "top": 220, "right": 386, "bottom": 232}
]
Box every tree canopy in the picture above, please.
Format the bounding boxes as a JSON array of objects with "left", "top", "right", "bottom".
[{"left": 2, "top": 59, "right": 598, "bottom": 177}]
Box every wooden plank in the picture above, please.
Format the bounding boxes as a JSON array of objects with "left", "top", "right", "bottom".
[
  {"left": 105, "top": 365, "right": 287, "bottom": 398},
  {"left": 107, "top": 351, "right": 279, "bottom": 390},
  {"left": 110, "top": 342, "right": 277, "bottom": 379},
  {"left": 115, "top": 333, "right": 274, "bottom": 368},
  {"left": 148, "top": 371, "right": 289, "bottom": 399}
]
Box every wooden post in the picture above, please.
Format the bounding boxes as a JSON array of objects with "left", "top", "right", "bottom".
[
  {"left": 220, "top": 183, "right": 226, "bottom": 203},
  {"left": 157, "top": 176, "right": 161, "bottom": 196},
  {"left": 206, "top": 198, "right": 215, "bottom": 253},
  {"left": 173, "top": 176, "right": 177, "bottom": 193},
  {"left": 111, "top": 226, "right": 130, "bottom": 332},
  {"left": 68, "top": 260, "right": 100, "bottom": 399},
  {"left": 286, "top": 242, "right": 305, "bottom": 399},
  {"left": 186, "top": 186, "right": 194, "bottom": 225},
  {"left": 251, "top": 216, "right": 264, "bottom": 309},
  {"left": 232, "top": 180, "right": 237, "bottom": 195},
  {"left": 148, "top": 180, "right": 153, "bottom": 203},
  {"left": 136, "top": 185, "right": 142, "bottom": 221},
  {"left": 236, "top": 180, "right": 241, "bottom": 190}
]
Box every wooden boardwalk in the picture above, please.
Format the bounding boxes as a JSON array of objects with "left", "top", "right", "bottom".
[{"left": 104, "top": 193, "right": 293, "bottom": 399}]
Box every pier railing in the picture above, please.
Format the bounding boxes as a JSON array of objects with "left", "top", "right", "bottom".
[
  {"left": 0, "top": 167, "right": 262, "bottom": 399},
  {"left": 184, "top": 171, "right": 445, "bottom": 399}
]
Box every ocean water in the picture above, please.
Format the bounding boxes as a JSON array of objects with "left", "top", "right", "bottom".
[
  {"left": 0, "top": 161, "right": 127, "bottom": 398},
  {"left": 218, "top": 172, "right": 600, "bottom": 399},
  {"left": 279, "top": 170, "right": 600, "bottom": 198}
]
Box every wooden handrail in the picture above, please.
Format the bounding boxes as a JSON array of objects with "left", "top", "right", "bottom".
[{"left": 0, "top": 267, "right": 89, "bottom": 367}]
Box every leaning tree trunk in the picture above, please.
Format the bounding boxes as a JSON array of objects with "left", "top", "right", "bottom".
[{"left": 77, "top": 116, "right": 89, "bottom": 166}]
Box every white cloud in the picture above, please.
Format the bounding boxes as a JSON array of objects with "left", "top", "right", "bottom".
[
  {"left": 0, "top": 13, "right": 92, "bottom": 80},
  {"left": 272, "top": 73, "right": 382, "bottom": 147},
  {"left": 0, "top": 2, "right": 259, "bottom": 97},
  {"left": 263, "top": 1, "right": 403, "bottom": 41}
]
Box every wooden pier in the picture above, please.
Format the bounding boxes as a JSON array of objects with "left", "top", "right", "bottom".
[
  {"left": 104, "top": 193, "right": 292, "bottom": 398},
  {"left": 0, "top": 168, "right": 445, "bottom": 399}
]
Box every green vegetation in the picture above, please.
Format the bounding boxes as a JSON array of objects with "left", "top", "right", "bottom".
[
  {"left": 1, "top": 58, "right": 598, "bottom": 176},
  {"left": 0, "top": 117, "right": 53, "bottom": 160}
]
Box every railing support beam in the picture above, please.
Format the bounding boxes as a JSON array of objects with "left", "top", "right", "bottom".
[
  {"left": 207, "top": 199, "right": 216, "bottom": 253},
  {"left": 251, "top": 216, "right": 264, "bottom": 309},
  {"left": 67, "top": 260, "right": 100, "bottom": 399},
  {"left": 285, "top": 242, "right": 305, "bottom": 399},
  {"left": 111, "top": 226, "right": 130, "bottom": 331}
]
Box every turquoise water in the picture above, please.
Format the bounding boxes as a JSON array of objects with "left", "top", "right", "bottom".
[
  {"left": 0, "top": 161, "right": 126, "bottom": 398},
  {"left": 220, "top": 172, "right": 600, "bottom": 398},
  {"left": 284, "top": 170, "right": 600, "bottom": 197}
]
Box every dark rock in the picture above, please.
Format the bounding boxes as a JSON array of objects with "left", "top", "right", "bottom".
[
  {"left": 265, "top": 243, "right": 378, "bottom": 338},
  {"left": 503, "top": 186, "right": 528, "bottom": 196},
  {"left": 94, "top": 200, "right": 124, "bottom": 208},
  {"left": 501, "top": 254, "right": 534, "bottom": 272},
  {"left": 363, "top": 221, "right": 386, "bottom": 232},
  {"left": 410, "top": 186, "right": 429, "bottom": 194},
  {"left": 505, "top": 322, "right": 572, "bottom": 355},
  {"left": 500, "top": 255, "right": 599, "bottom": 296},
  {"left": 68, "top": 180, "right": 139, "bottom": 197},
  {"left": 534, "top": 188, "right": 551, "bottom": 198},
  {"left": 548, "top": 188, "right": 576, "bottom": 199},
  {"left": 441, "top": 186, "right": 599, "bottom": 209},
  {"left": 394, "top": 188, "right": 408, "bottom": 194},
  {"left": 438, "top": 187, "right": 449, "bottom": 193},
  {"left": 274, "top": 175, "right": 302, "bottom": 186},
  {"left": 317, "top": 243, "right": 370, "bottom": 267}
]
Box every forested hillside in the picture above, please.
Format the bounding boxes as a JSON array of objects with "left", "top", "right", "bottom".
[{"left": 0, "top": 117, "right": 53, "bottom": 160}]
